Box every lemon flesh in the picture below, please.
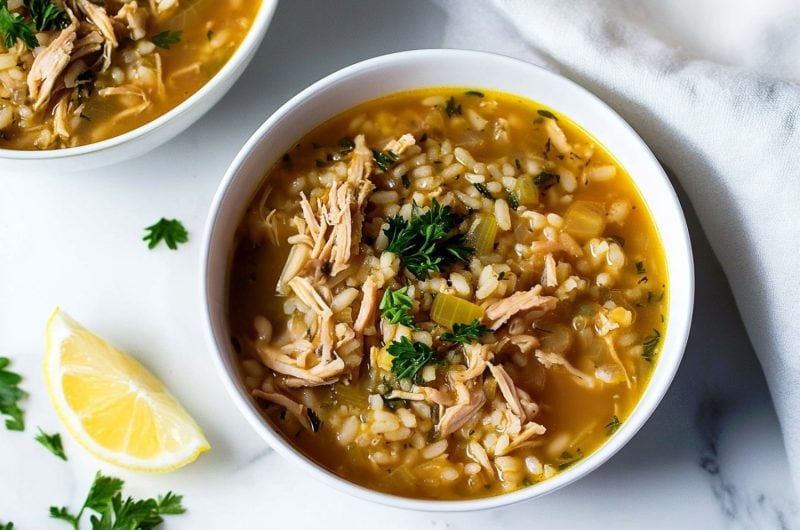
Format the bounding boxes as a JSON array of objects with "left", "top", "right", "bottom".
[{"left": 44, "top": 308, "right": 209, "bottom": 471}]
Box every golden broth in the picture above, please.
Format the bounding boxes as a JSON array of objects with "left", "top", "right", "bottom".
[
  {"left": 0, "top": 0, "right": 261, "bottom": 150},
  {"left": 229, "top": 89, "right": 667, "bottom": 499}
]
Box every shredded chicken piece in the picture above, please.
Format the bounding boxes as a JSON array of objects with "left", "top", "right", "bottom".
[
  {"left": 452, "top": 343, "right": 489, "bottom": 382},
  {"left": 353, "top": 277, "right": 377, "bottom": 334},
  {"left": 508, "top": 334, "right": 539, "bottom": 354},
  {"left": 77, "top": 0, "right": 118, "bottom": 46},
  {"left": 256, "top": 344, "right": 344, "bottom": 387},
  {"left": 27, "top": 16, "right": 78, "bottom": 111},
  {"left": 382, "top": 133, "right": 416, "bottom": 155},
  {"left": 484, "top": 284, "right": 559, "bottom": 330},
  {"left": 541, "top": 253, "right": 558, "bottom": 288},
  {"left": 52, "top": 93, "right": 71, "bottom": 139},
  {"left": 71, "top": 31, "right": 104, "bottom": 62},
  {"left": 114, "top": 1, "right": 148, "bottom": 40},
  {"left": 276, "top": 244, "right": 311, "bottom": 295},
  {"left": 604, "top": 335, "right": 631, "bottom": 388},
  {"left": 497, "top": 421, "right": 547, "bottom": 456},
  {"left": 150, "top": 0, "right": 178, "bottom": 15},
  {"left": 488, "top": 362, "right": 525, "bottom": 420},
  {"left": 535, "top": 349, "right": 595, "bottom": 389},
  {"left": 252, "top": 389, "right": 312, "bottom": 430},
  {"left": 437, "top": 379, "right": 486, "bottom": 437}
]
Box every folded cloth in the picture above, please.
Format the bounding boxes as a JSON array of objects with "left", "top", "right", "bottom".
[{"left": 436, "top": 0, "right": 800, "bottom": 493}]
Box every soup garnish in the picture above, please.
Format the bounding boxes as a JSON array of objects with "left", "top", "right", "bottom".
[
  {"left": 0, "top": 0, "right": 259, "bottom": 149},
  {"left": 229, "top": 89, "right": 668, "bottom": 499}
]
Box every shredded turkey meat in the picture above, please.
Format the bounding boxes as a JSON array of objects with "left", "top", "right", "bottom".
[{"left": 484, "top": 284, "right": 559, "bottom": 330}]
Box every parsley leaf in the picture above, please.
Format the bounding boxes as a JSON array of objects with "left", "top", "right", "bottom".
[
  {"left": 533, "top": 171, "right": 560, "bottom": 190},
  {"left": 464, "top": 90, "right": 484, "bottom": 97},
  {"left": 537, "top": 109, "right": 558, "bottom": 121},
  {"left": 0, "top": 522, "right": 13, "bottom": 530},
  {"left": 143, "top": 218, "right": 188, "bottom": 250},
  {"left": 371, "top": 149, "right": 398, "bottom": 172},
  {"left": 0, "top": 356, "right": 25, "bottom": 431},
  {"left": 506, "top": 189, "right": 519, "bottom": 211},
  {"left": 379, "top": 286, "right": 416, "bottom": 328},
  {"left": 24, "top": 0, "right": 68, "bottom": 31},
  {"left": 50, "top": 471, "right": 186, "bottom": 530},
  {"left": 439, "top": 319, "right": 491, "bottom": 345},
  {"left": 0, "top": 1, "right": 37, "bottom": 49},
  {"left": 473, "top": 182, "right": 493, "bottom": 199},
  {"left": 445, "top": 96, "right": 462, "bottom": 117},
  {"left": 35, "top": 427, "right": 67, "bottom": 460},
  {"left": 642, "top": 329, "right": 661, "bottom": 363},
  {"left": 386, "top": 337, "right": 434, "bottom": 380},
  {"left": 605, "top": 415, "right": 621, "bottom": 436},
  {"left": 635, "top": 261, "right": 646, "bottom": 274},
  {"left": 151, "top": 30, "right": 182, "bottom": 49},
  {"left": 384, "top": 199, "right": 473, "bottom": 279}
]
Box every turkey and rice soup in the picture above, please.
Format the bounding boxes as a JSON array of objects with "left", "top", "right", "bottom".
[{"left": 228, "top": 88, "right": 668, "bottom": 500}]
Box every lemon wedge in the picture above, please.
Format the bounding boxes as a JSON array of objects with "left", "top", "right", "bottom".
[{"left": 44, "top": 308, "right": 209, "bottom": 472}]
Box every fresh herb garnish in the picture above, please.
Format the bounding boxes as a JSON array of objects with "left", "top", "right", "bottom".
[
  {"left": 386, "top": 337, "right": 434, "bottom": 380},
  {"left": 439, "top": 319, "right": 491, "bottom": 345},
  {"left": 558, "top": 449, "right": 582, "bottom": 469},
  {"left": 337, "top": 136, "right": 355, "bottom": 153},
  {"left": 506, "top": 189, "right": 519, "bottom": 210},
  {"left": 473, "top": 182, "right": 493, "bottom": 199},
  {"left": 0, "top": 356, "right": 25, "bottom": 431},
  {"left": 379, "top": 287, "right": 416, "bottom": 328},
  {"left": 537, "top": 109, "right": 558, "bottom": 121},
  {"left": 372, "top": 149, "right": 398, "bottom": 172},
  {"left": 0, "top": 521, "right": 13, "bottom": 530},
  {"left": 642, "top": 329, "right": 661, "bottom": 363},
  {"left": 384, "top": 199, "right": 473, "bottom": 279},
  {"left": 206, "top": 30, "right": 213, "bottom": 41},
  {"left": 605, "top": 415, "right": 621, "bottom": 436},
  {"left": 35, "top": 428, "right": 67, "bottom": 460},
  {"left": 50, "top": 471, "right": 186, "bottom": 530},
  {"left": 635, "top": 261, "right": 646, "bottom": 274},
  {"left": 306, "top": 409, "right": 321, "bottom": 433},
  {"left": 533, "top": 171, "right": 560, "bottom": 190},
  {"left": 0, "top": 1, "right": 37, "bottom": 49},
  {"left": 143, "top": 218, "right": 188, "bottom": 250},
  {"left": 444, "top": 96, "right": 462, "bottom": 117},
  {"left": 464, "top": 90, "right": 484, "bottom": 97},
  {"left": 401, "top": 173, "right": 410, "bottom": 189},
  {"left": 380, "top": 392, "right": 408, "bottom": 411},
  {"left": 151, "top": 30, "right": 182, "bottom": 49},
  {"left": 24, "top": 0, "right": 67, "bottom": 31},
  {"left": 497, "top": 271, "right": 505, "bottom": 280}
]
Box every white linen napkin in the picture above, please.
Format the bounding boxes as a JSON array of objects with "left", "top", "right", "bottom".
[{"left": 439, "top": 0, "right": 800, "bottom": 493}]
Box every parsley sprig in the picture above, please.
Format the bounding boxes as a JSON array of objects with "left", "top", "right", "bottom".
[
  {"left": 605, "top": 415, "right": 621, "bottom": 436},
  {"left": 386, "top": 337, "right": 434, "bottom": 380},
  {"left": 0, "top": 0, "right": 37, "bottom": 49},
  {"left": 384, "top": 199, "right": 473, "bottom": 279},
  {"left": 35, "top": 427, "right": 67, "bottom": 460},
  {"left": 439, "top": 319, "right": 491, "bottom": 345},
  {"left": 50, "top": 471, "right": 185, "bottom": 530},
  {"left": 151, "top": 30, "right": 182, "bottom": 49},
  {"left": 379, "top": 287, "right": 416, "bottom": 328},
  {"left": 24, "top": 0, "right": 68, "bottom": 31},
  {"left": 143, "top": 218, "right": 188, "bottom": 250},
  {"left": 0, "top": 356, "right": 25, "bottom": 431},
  {"left": 642, "top": 329, "right": 661, "bottom": 363}
]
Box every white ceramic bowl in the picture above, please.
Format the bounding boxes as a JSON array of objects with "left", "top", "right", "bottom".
[
  {"left": 201, "top": 49, "right": 694, "bottom": 511},
  {"left": 0, "top": 0, "right": 278, "bottom": 173}
]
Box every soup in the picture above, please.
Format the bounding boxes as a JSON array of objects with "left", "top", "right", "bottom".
[
  {"left": 0, "top": 0, "right": 260, "bottom": 150},
  {"left": 228, "top": 89, "right": 668, "bottom": 500}
]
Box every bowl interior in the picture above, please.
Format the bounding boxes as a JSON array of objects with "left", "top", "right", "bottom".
[{"left": 202, "top": 49, "right": 694, "bottom": 511}]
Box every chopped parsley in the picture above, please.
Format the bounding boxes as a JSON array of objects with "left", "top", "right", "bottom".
[
  {"left": 473, "top": 182, "right": 493, "bottom": 199},
  {"left": 533, "top": 171, "right": 560, "bottom": 190},
  {"left": 386, "top": 337, "right": 434, "bottom": 380},
  {"left": 379, "top": 286, "right": 416, "bottom": 328},
  {"left": 537, "top": 109, "right": 558, "bottom": 121},
  {"left": 605, "top": 415, "right": 621, "bottom": 436},
  {"left": 0, "top": 1, "right": 37, "bottom": 49},
  {"left": 372, "top": 149, "right": 398, "bottom": 172},
  {"left": 635, "top": 261, "right": 646, "bottom": 274},
  {"left": 50, "top": 471, "right": 186, "bottom": 530},
  {"left": 558, "top": 449, "right": 583, "bottom": 469},
  {"left": 464, "top": 90, "right": 484, "bottom": 97},
  {"left": 506, "top": 189, "right": 519, "bottom": 210},
  {"left": 444, "top": 96, "right": 462, "bottom": 117},
  {"left": 337, "top": 136, "right": 355, "bottom": 153},
  {"left": 384, "top": 199, "right": 473, "bottom": 279},
  {"left": 642, "top": 329, "right": 661, "bottom": 363},
  {"left": 35, "top": 428, "right": 67, "bottom": 460},
  {"left": 0, "top": 356, "right": 25, "bottom": 431},
  {"left": 151, "top": 30, "right": 182, "bottom": 49},
  {"left": 401, "top": 173, "right": 411, "bottom": 189},
  {"left": 143, "top": 218, "right": 189, "bottom": 250},
  {"left": 24, "top": 0, "right": 68, "bottom": 31},
  {"left": 439, "top": 319, "right": 491, "bottom": 345}
]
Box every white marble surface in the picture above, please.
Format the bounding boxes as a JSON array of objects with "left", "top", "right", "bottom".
[{"left": 0, "top": 1, "right": 798, "bottom": 528}]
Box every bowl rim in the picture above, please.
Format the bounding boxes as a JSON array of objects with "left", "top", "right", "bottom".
[
  {"left": 201, "top": 48, "right": 694, "bottom": 512},
  {"left": 0, "top": 0, "right": 279, "bottom": 159}
]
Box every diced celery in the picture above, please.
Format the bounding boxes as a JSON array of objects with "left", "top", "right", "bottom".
[
  {"left": 514, "top": 176, "right": 539, "bottom": 206},
  {"left": 564, "top": 201, "right": 606, "bottom": 241},
  {"left": 334, "top": 382, "right": 368, "bottom": 408},
  {"left": 430, "top": 293, "right": 484, "bottom": 328},
  {"left": 466, "top": 213, "right": 498, "bottom": 256}
]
